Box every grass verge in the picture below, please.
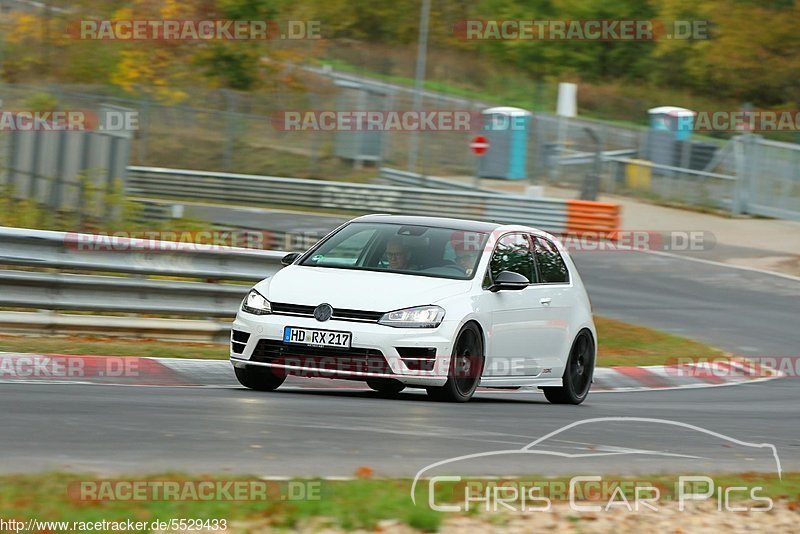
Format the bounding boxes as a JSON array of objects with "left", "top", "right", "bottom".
[
  {"left": 0, "top": 316, "right": 725, "bottom": 367},
  {"left": 594, "top": 316, "right": 727, "bottom": 367},
  {"left": 0, "top": 472, "right": 795, "bottom": 532},
  {"left": 0, "top": 334, "right": 226, "bottom": 360}
]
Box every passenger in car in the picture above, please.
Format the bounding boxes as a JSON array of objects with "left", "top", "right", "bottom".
[
  {"left": 451, "top": 232, "right": 482, "bottom": 276},
  {"left": 455, "top": 250, "right": 480, "bottom": 276}
]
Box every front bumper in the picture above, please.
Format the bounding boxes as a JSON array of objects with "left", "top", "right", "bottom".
[{"left": 230, "top": 311, "right": 460, "bottom": 386}]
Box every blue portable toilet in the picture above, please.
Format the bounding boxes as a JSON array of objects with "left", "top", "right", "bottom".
[
  {"left": 477, "top": 106, "right": 532, "bottom": 180},
  {"left": 645, "top": 106, "right": 700, "bottom": 170},
  {"left": 647, "top": 106, "right": 695, "bottom": 141}
]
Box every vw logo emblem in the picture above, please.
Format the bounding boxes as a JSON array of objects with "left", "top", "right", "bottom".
[{"left": 313, "top": 303, "right": 333, "bottom": 322}]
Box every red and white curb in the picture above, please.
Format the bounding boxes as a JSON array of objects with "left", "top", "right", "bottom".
[
  {"left": 0, "top": 353, "right": 192, "bottom": 386},
  {"left": 590, "top": 357, "right": 783, "bottom": 392},
  {"left": 0, "top": 353, "right": 784, "bottom": 392}
]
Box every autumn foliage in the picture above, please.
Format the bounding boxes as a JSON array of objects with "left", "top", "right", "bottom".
[{"left": 0, "top": 0, "right": 796, "bottom": 108}]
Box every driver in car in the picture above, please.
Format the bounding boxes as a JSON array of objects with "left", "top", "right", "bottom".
[{"left": 385, "top": 237, "right": 413, "bottom": 270}]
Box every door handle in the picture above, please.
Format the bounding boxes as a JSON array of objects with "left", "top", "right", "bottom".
[{"left": 539, "top": 297, "right": 552, "bottom": 306}]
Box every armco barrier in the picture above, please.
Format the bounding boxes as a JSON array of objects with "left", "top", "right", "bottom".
[
  {"left": 126, "top": 166, "right": 620, "bottom": 237},
  {"left": 0, "top": 226, "right": 284, "bottom": 318},
  {"left": 0, "top": 191, "right": 620, "bottom": 319},
  {"left": 0, "top": 269, "right": 248, "bottom": 316},
  {"left": 377, "top": 167, "right": 500, "bottom": 193},
  {"left": 0, "top": 225, "right": 284, "bottom": 281}
]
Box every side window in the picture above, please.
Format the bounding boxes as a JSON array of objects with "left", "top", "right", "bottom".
[
  {"left": 533, "top": 236, "right": 569, "bottom": 283},
  {"left": 487, "top": 233, "right": 536, "bottom": 284}
]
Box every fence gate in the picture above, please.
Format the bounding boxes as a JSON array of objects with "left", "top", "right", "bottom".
[{"left": 738, "top": 137, "right": 800, "bottom": 220}]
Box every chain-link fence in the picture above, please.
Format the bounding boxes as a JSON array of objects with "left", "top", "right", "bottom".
[
  {"left": 734, "top": 137, "right": 800, "bottom": 219},
  {"left": 1, "top": 78, "right": 798, "bottom": 220}
]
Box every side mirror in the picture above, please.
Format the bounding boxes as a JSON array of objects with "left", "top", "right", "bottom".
[
  {"left": 489, "top": 270, "right": 529, "bottom": 292},
  {"left": 281, "top": 252, "right": 301, "bottom": 266}
]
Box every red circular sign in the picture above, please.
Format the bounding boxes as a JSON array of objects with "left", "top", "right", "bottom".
[{"left": 470, "top": 135, "right": 489, "bottom": 155}]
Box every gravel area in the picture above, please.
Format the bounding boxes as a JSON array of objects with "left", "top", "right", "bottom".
[{"left": 222, "top": 499, "right": 799, "bottom": 532}]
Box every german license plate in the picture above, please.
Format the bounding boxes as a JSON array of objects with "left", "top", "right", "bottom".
[{"left": 283, "top": 327, "right": 352, "bottom": 349}]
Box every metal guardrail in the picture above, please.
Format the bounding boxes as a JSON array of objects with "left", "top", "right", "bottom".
[
  {"left": 377, "top": 167, "right": 503, "bottom": 194},
  {"left": 607, "top": 157, "right": 737, "bottom": 181},
  {"left": 558, "top": 148, "right": 638, "bottom": 166},
  {"left": 0, "top": 270, "right": 248, "bottom": 316},
  {"left": 0, "top": 226, "right": 284, "bottom": 281},
  {"left": 0, "top": 157, "right": 626, "bottom": 328},
  {"left": 0, "top": 172, "right": 620, "bottom": 320},
  {"left": 0, "top": 311, "right": 233, "bottom": 343},
  {"left": 0, "top": 203, "right": 617, "bottom": 322},
  {"left": 0, "top": 226, "right": 283, "bottom": 317},
  {"left": 126, "top": 166, "right": 572, "bottom": 233}
]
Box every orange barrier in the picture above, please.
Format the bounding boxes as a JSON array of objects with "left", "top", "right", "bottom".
[{"left": 565, "top": 199, "right": 621, "bottom": 238}]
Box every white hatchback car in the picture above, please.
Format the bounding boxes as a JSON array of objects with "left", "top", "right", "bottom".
[{"left": 231, "top": 215, "right": 596, "bottom": 403}]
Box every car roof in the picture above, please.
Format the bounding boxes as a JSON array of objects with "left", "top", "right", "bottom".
[{"left": 353, "top": 214, "right": 503, "bottom": 233}]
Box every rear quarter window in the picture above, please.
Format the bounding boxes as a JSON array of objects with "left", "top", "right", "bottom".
[{"left": 533, "top": 236, "right": 570, "bottom": 283}]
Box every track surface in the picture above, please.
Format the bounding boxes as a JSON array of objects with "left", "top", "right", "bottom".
[{"left": 1, "top": 249, "right": 798, "bottom": 476}]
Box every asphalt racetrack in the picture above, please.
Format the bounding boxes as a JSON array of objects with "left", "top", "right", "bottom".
[{"left": 1, "top": 249, "right": 798, "bottom": 477}]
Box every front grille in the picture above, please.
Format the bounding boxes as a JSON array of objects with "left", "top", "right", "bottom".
[
  {"left": 251, "top": 339, "right": 392, "bottom": 375},
  {"left": 270, "top": 302, "right": 383, "bottom": 323},
  {"left": 269, "top": 302, "right": 315, "bottom": 315}
]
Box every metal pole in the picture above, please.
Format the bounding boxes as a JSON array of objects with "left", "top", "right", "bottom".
[
  {"left": 580, "top": 127, "right": 601, "bottom": 201},
  {"left": 407, "top": 0, "right": 430, "bottom": 174},
  {"left": 223, "top": 90, "right": 235, "bottom": 172}
]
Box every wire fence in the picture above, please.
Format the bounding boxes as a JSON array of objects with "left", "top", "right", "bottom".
[{"left": 0, "top": 77, "right": 798, "bottom": 220}]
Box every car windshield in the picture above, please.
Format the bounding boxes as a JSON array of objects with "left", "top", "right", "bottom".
[{"left": 299, "top": 222, "right": 488, "bottom": 280}]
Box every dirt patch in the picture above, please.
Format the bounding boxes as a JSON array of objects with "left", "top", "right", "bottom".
[{"left": 725, "top": 256, "right": 800, "bottom": 277}]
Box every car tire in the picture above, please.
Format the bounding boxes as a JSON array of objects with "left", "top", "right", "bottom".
[
  {"left": 542, "top": 330, "right": 595, "bottom": 405},
  {"left": 426, "top": 323, "right": 484, "bottom": 403},
  {"left": 234, "top": 365, "right": 286, "bottom": 391},
  {"left": 366, "top": 378, "right": 406, "bottom": 395}
]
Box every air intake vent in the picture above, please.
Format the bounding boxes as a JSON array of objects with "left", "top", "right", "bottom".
[
  {"left": 396, "top": 347, "right": 436, "bottom": 371},
  {"left": 251, "top": 340, "right": 391, "bottom": 375},
  {"left": 231, "top": 329, "right": 250, "bottom": 354},
  {"left": 232, "top": 330, "right": 250, "bottom": 343}
]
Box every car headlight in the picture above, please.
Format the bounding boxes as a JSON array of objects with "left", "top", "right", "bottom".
[
  {"left": 379, "top": 305, "right": 445, "bottom": 328},
  {"left": 241, "top": 289, "right": 271, "bottom": 315}
]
